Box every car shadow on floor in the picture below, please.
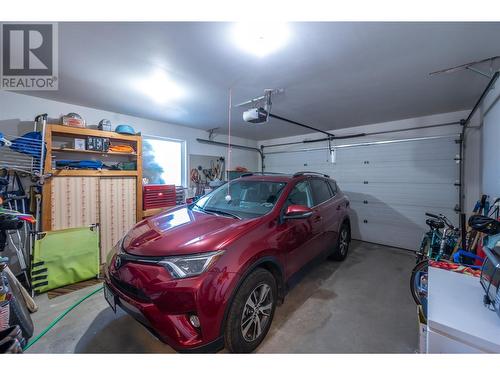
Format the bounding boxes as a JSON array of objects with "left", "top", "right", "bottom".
[
  {"left": 74, "top": 308, "right": 174, "bottom": 353},
  {"left": 264, "top": 242, "right": 361, "bottom": 335}
]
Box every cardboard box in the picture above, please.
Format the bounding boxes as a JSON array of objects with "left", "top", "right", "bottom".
[
  {"left": 417, "top": 305, "right": 427, "bottom": 353},
  {"left": 74, "top": 138, "right": 86, "bottom": 150}
]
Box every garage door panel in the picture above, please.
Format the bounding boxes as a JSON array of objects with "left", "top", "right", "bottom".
[
  {"left": 335, "top": 137, "right": 459, "bottom": 164},
  {"left": 266, "top": 163, "right": 458, "bottom": 185},
  {"left": 348, "top": 201, "right": 458, "bottom": 248},
  {"left": 265, "top": 152, "right": 329, "bottom": 172},
  {"left": 332, "top": 162, "right": 458, "bottom": 184},
  {"left": 266, "top": 153, "right": 458, "bottom": 184},
  {"left": 342, "top": 183, "right": 458, "bottom": 208},
  {"left": 265, "top": 138, "right": 459, "bottom": 168},
  {"left": 349, "top": 201, "right": 458, "bottom": 228},
  {"left": 352, "top": 221, "right": 423, "bottom": 251}
]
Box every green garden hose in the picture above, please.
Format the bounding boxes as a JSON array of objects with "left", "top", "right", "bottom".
[{"left": 24, "top": 286, "right": 104, "bottom": 351}]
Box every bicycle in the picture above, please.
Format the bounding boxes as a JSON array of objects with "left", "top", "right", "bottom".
[
  {"left": 0, "top": 256, "right": 34, "bottom": 343},
  {"left": 0, "top": 182, "right": 36, "bottom": 343},
  {"left": 0, "top": 174, "right": 33, "bottom": 284},
  {"left": 410, "top": 212, "right": 459, "bottom": 307}
]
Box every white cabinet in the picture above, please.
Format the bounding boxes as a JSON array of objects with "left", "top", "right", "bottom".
[
  {"left": 427, "top": 329, "right": 483, "bottom": 353},
  {"left": 427, "top": 267, "right": 500, "bottom": 353}
]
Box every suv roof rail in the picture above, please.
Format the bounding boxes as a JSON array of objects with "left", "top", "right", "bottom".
[
  {"left": 293, "top": 171, "right": 330, "bottom": 178},
  {"left": 240, "top": 172, "right": 286, "bottom": 177}
]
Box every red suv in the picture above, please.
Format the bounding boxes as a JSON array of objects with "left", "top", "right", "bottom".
[{"left": 104, "top": 172, "right": 351, "bottom": 353}]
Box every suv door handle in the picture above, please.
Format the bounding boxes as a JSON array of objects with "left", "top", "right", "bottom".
[{"left": 313, "top": 215, "right": 322, "bottom": 223}]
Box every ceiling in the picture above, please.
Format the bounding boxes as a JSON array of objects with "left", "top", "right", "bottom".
[{"left": 22, "top": 22, "right": 500, "bottom": 140}]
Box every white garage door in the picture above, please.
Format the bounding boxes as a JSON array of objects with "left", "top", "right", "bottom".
[{"left": 264, "top": 136, "right": 460, "bottom": 250}]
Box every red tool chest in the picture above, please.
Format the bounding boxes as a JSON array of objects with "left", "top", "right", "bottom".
[{"left": 143, "top": 184, "right": 177, "bottom": 210}]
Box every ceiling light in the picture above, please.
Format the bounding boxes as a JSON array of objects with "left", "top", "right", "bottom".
[
  {"left": 135, "top": 70, "right": 185, "bottom": 104},
  {"left": 232, "top": 22, "right": 290, "bottom": 57}
]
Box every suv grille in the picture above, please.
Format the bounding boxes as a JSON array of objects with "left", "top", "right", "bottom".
[{"left": 110, "top": 274, "right": 151, "bottom": 302}]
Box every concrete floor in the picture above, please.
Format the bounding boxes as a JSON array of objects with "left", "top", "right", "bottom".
[{"left": 27, "top": 240, "right": 418, "bottom": 353}]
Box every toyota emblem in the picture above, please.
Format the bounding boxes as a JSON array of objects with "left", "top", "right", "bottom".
[{"left": 114, "top": 255, "right": 122, "bottom": 269}]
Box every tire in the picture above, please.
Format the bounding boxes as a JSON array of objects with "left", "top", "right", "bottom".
[
  {"left": 224, "top": 268, "right": 277, "bottom": 353},
  {"left": 330, "top": 222, "right": 350, "bottom": 261},
  {"left": 410, "top": 259, "right": 428, "bottom": 306},
  {"left": 5, "top": 272, "right": 34, "bottom": 341}
]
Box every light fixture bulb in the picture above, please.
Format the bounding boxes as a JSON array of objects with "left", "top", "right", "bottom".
[{"left": 232, "top": 22, "right": 290, "bottom": 57}]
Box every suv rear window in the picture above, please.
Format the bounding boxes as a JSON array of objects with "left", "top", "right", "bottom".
[
  {"left": 310, "top": 178, "right": 332, "bottom": 205},
  {"left": 328, "top": 180, "right": 338, "bottom": 196}
]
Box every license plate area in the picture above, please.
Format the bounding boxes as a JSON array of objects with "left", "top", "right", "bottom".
[{"left": 104, "top": 284, "right": 117, "bottom": 313}]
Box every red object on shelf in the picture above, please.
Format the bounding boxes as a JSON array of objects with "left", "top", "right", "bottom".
[{"left": 143, "top": 184, "right": 176, "bottom": 210}]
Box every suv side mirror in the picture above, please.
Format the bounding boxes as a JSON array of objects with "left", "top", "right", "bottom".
[{"left": 283, "top": 204, "right": 313, "bottom": 220}]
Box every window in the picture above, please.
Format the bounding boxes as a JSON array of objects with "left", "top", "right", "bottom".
[
  {"left": 194, "top": 180, "right": 287, "bottom": 219},
  {"left": 142, "top": 136, "right": 186, "bottom": 186},
  {"left": 328, "top": 180, "right": 338, "bottom": 196},
  {"left": 285, "top": 181, "right": 313, "bottom": 208},
  {"left": 310, "top": 179, "right": 332, "bottom": 205}
]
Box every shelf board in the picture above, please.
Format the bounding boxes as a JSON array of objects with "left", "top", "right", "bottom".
[
  {"left": 49, "top": 169, "right": 138, "bottom": 177},
  {"left": 52, "top": 148, "right": 137, "bottom": 157},
  {"left": 48, "top": 124, "right": 141, "bottom": 142}
]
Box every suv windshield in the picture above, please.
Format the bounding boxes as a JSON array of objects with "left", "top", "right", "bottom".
[{"left": 192, "top": 180, "right": 287, "bottom": 219}]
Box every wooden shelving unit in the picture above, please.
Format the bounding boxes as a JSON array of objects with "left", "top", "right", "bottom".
[{"left": 42, "top": 124, "right": 143, "bottom": 232}]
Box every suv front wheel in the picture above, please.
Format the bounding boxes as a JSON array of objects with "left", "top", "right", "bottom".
[{"left": 224, "top": 268, "right": 277, "bottom": 353}]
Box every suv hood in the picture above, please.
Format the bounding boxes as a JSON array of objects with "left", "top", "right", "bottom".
[{"left": 122, "top": 206, "right": 257, "bottom": 257}]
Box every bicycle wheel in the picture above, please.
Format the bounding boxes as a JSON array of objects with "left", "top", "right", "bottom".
[
  {"left": 5, "top": 271, "right": 34, "bottom": 341},
  {"left": 410, "top": 259, "right": 428, "bottom": 306}
]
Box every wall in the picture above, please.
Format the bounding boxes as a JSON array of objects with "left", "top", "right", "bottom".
[
  {"left": 481, "top": 82, "right": 500, "bottom": 199},
  {"left": 189, "top": 154, "right": 223, "bottom": 185},
  {"left": 0, "top": 91, "right": 260, "bottom": 176},
  {"left": 259, "top": 110, "right": 481, "bottom": 213}
]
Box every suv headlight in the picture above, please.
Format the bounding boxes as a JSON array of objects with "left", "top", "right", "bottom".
[{"left": 159, "top": 250, "right": 224, "bottom": 279}]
